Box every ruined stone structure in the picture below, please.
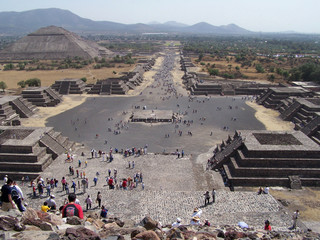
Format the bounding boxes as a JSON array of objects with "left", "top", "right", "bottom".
[
  {"left": 0, "top": 26, "right": 114, "bottom": 60},
  {"left": 210, "top": 130, "right": 320, "bottom": 188},
  {"left": 0, "top": 126, "right": 74, "bottom": 180},
  {"left": 180, "top": 54, "right": 275, "bottom": 96},
  {"left": 88, "top": 58, "right": 155, "bottom": 95},
  {"left": 131, "top": 110, "right": 177, "bottom": 123},
  {"left": 22, "top": 87, "right": 62, "bottom": 106},
  {"left": 88, "top": 79, "right": 129, "bottom": 95},
  {"left": 276, "top": 97, "right": 320, "bottom": 145},
  {"left": 256, "top": 87, "right": 314, "bottom": 109},
  {"left": 51, "top": 78, "right": 86, "bottom": 94},
  {"left": 0, "top": 96, "right": 38, "bottom": 126}
]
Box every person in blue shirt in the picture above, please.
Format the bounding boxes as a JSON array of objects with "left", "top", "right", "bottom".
[{"left": 100, "top": 205, "right": 108, "bottom": 218}]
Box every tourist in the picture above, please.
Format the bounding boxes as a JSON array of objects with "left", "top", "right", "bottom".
[
  {"left": 93, "top": 176, "right": 98, "bottom": 186},
  {"left": 11, "top": 182, "right": 26, "bottom": 212},
  {"left": 85, "top": 195, "right": 92, "bottom": 210},
  {"left": 41, "top": 202, "right": 50, "bottom": 212},
  {"left": 61, "top": 193, "right": 84, "bottom": 219},
  {"left": 45, "top": 195, "right": 57, "bottom": 210},
  {"left": 263, "top": 186, "right": 269, "bottom": 194},
  {"left": 190, "top": 216, "right": 201, "bottom": 226},
  {"left": 204, "top": 191, "right": 210, "bottom": 206},
  {"left": 96, "top": 191, "right": 102, "bottom": 208},
  {"left": 61, "top": 177, "right": 66, "bottom": 191},
  {"left": 1, "top": 178, "right": 16, "bottom": 211},
  {"left": 192, "top": 208, "right": 202, "bottom": 218},
  {"left": 172, "top": 217, "right": 182, "bottom": 228},
  {"left": 204, "top": 219, "right": 211, "bottom": 226},
  {"left": 100, "top": 205, "right": 108, "bottom": 219},
  {"left": 71, "top": 181, "right": 76, "bottom": 193},
  {"left": 65, "top": 182, "right": 69, "bottom": 194},
  {"left": 212, "top": 188, "right": 216, "bottom": 203},
  {"left": 257, "top": 187, "right": 263, "bottom": 195},
  {"left": 290, "top": 210, "right": 299, "bottom": 230},
  {"left": 264, "top": 220, "right": 271, "bottom": 231}
]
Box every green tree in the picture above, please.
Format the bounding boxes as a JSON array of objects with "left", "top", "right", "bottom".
[
  {"left": 25, "top": 78, "right": 41, "bottom": 87},
  {"left": 268, "top": 74, "right": 275, "bottom": 82},
  {"left": 208, "top": 68, "right": 219, "bottom": 76},
  {"left": 4, "top": 63, "right": 14, "bottom": 71},
  {"left": 17, "top": 80, "right": 26, "bottom": 88},
  {"left": 255, "top": 64, "right": 265, "bottom": 73},
  {"left": 80, "top": 77, "right": 87, "bottom": 83},
  {"left": 0, "top": 81, "right": 7, "bottom": 92}
]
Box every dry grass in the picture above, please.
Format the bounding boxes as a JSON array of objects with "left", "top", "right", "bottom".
[
  {"left": 271, "top": 188, "right": 320, "bottom": 221},
  {"left": 0, "top": 63, "right": 136, "bottom": 89},
  {"left": 192, "top": 56, "right": 289, "bottom": 84}
]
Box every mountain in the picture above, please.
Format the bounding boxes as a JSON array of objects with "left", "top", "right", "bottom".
[{"left": 0, "top": 8, "right": 251, "bottom": 35}]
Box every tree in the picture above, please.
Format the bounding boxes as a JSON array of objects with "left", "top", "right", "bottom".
[
  {"left": 17, "top": 80, "right": 26, "bottom": 88},
  {"left": 0, "top": 81, "right": 7, "bottom": 92},
  {"left": 4, "top": 63, "right": 14, "bottom": 71},
  {"left": 80, "top": 77, "right": 87, "bottom": 83},
  {"left": 25, "top": 78, "right": 41, "bottom": 87},
  {"left": 268, "top": 74, "right": 275, "bottom": 82},
  {"left": 255, "top": 64, "right": 265, "bottom": 73},
  {"left": 208, "top": 68, "right": 219, "bottom": 76}
]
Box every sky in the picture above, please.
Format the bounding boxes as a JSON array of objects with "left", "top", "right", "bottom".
[{"left": 1, "top": 0, "right": 320, "bottom": 33}]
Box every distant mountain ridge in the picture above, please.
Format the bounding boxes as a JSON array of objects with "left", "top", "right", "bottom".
[{"left": 0, "top": 8, "right": 252, "bottom": 35}]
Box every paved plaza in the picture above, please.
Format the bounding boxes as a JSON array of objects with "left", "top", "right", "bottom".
[{"left": 16, "top": 48, "right": 297, "bottom": 231}]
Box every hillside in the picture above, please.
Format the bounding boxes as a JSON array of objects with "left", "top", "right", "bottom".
[{"left": 0, "top": 8, "right": 251, "bottom": 35}]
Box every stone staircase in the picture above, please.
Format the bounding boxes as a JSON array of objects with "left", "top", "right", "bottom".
[
  {"left": 59, "top": 81, "right": 70, "bottom": 95},
  {"left": 0, "top": 126, "right": 74, "bottom": 181},
  {"left": 10, "top": 97, "right": 37, "bottom": 118}
]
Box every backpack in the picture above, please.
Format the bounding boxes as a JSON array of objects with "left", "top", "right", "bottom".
[{"left": 11, "top": 186, "right": 19, "bottom": 200}]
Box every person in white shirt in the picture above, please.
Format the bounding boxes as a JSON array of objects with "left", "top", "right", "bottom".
[
  {"left": 172, "top": 217, "right": 182, "bottom": 228},
  {"left": 263, "top": 186, "right": 269, "bottom": 194},
  {"left": 191, "top": 208, "right": 202, "bottom": 218}
]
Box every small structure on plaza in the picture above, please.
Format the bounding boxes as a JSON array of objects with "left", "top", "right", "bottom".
[
  {"left": 0, "top": 25, "right": 114, "bottom": 60},
  {"left": 0, "top": 126, "right": 74, "bottom": 180},
  {"left": 210, "top": 130, "right": 320, "bottom": 188},
  {"left": 131, "top": 110, "right": 177, "bottom": 123},
  {"left": 51, "top": 78, "right": 86, "bottom": 94},
  {"left": 22, "top": 87, "right": 62, "bottom": 106}
]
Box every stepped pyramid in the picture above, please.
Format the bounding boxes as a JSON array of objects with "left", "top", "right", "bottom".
[{"left": 0, "top": 26, "right": 114, "bottom": 60}]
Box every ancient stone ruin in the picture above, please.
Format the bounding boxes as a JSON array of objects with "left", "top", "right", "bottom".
[
  {"left": 0, "top": 96, "right": 38, "bottom": 126},
  {"left": 0, "top": 126, "right": 74, "bottom": 180},
  {"left": 22, "top": 87, "right": 62, "bottom": 106},
  {"left": 131, "top": 110, "right": 177, "bottom": 123},
  {"left": 51, "top": 78, "right": 86, "bottom": 94},
  {"left": 180, "top": 53, "right": 275, "bottom": 96},
  {"left": 0, "top": 25, "right": 114, "bottom": 60},
  {"left": 210, "top": 130, "right": 320, "bottom": 188}
]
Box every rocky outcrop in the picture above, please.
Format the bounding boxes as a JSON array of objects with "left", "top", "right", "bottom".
[{"left": 0, "top": 208, "right": 319, "bottom": 240}]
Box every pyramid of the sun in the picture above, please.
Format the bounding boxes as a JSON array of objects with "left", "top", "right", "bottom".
[{"left": 0, "top": 26, "right": 114, "bottom": 60}]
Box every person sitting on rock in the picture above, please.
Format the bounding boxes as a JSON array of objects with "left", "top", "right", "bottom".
[
  {"left": 264, "top": 220, "right": 271, "bottom": 231},
  {"left": 257, "top": 187, "right": 263, "bottom": 195},
  {"left": 45, "top": 195, "right": 57, "bottom": 211},
  {"left": 190, "top": 216, "right": 201, "bottom": 226},
  {"left": 100, "top": 205, "right": 108, "bottom": 218},
  {"left": 263, "top": 186, "right": 269, "bottom": 194},
  {"left": 61, "top": 193, "right": 84, "bottom": 219},
  {"left": 172, "top": 217, "right": 182, "bottom": 228},
  {"left": 41, "top": 202, "right": 50, "bottom": 212},
  {"left": 204, "top": 219, "right": 211, "bottom": 226}
]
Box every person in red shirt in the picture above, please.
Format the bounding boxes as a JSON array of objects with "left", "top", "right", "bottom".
[
  {"left": 264, "top": 220, "right": 271, "bottom": 231},
  {"left": 61, "top": 193, "right": 83, "bottom": 219},
  {"left": 108, "top": 178, "right": 114, "bottom": 189},
  {"left": 122, "top": 179, "right": 127, "bottom": 190}
]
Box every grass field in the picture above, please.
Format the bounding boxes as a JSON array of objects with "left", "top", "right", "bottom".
[{"left": 0, "top": 63, "right": 136, "bottom": 90}]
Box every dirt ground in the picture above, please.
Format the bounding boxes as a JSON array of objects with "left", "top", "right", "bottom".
[{"left": 0, "top": 63, "right": 135, "bottom": 89}]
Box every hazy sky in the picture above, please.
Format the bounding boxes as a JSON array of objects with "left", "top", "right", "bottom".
[{"left": 1, "top": 0, "right": 320, "bottom": 33}]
